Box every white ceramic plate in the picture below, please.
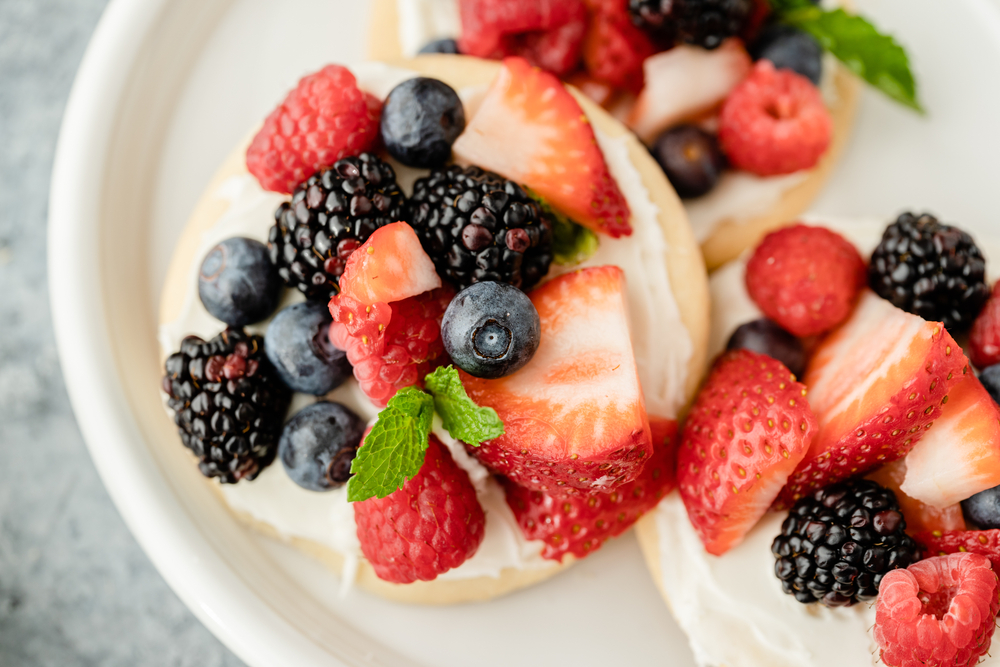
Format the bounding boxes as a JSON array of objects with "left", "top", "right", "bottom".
[{"left": 48, "top": 0, "right": 1000, "bottom": 665}]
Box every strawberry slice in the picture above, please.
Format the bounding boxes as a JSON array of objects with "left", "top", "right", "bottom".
[
  {"left": 899, "top": 372, "right": 1000, "bottom": 508},
  {"left": 452, "top": 57, "right": 632, "bottom": 238},
  {"left": 677, "top": 349, "right": 817, "bottom": 555},
  {"left": 776, "top": 291, "right": 969, "bottom": 509},
  {"left": 914, "top": 530, "right": 1000, "bottom": 572},
  {"left": 337, "top": 222, "right": 441, "bottom": 306},
  {"left": 462, "top": 266, "right": 651, "bottom": 495},
  {"left": 867, "top": 460, "right": 966, "bottom": 535}
]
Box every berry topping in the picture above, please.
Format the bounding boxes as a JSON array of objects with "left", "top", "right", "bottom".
[
  {"left": 462, "top": 266, "right": 653, "bottom": 496},
  {"left": 267, "top": 154, "right": 406, "bottom": 301},
  {"left": 650, "top": 125, "right": 726, "bottom": 199},
  {"left": 875, "top": 553, "right": 1000, "bottom": 667},
  {"left": 264, "top": 301, "right": 351, "bottom": 396},
  {"left": 246, "top": 65, "right": 381, "bottom": 194},
  {"left": 162, "top": 329, "right": 291, "bottom": 483},
  {"left": 745, "top": 224, "right": 867, "bottom": 337},
  {"left": 869, "top": 213, "right": 990, "bottom": 332},
  {"left": 868, "top": 460, "right": 966, "bottom": 536},
  {"left": 419, "top": 38, "right": 461, "bottom": 54},
  {"left": 678, "top": 349, "right": 817, "bottom": 555},
  {"left": 451, "top": 57, "right": 632, "bottom": 238},
  {"left": 441, "top": 281, "right": 541, "bottom": 379},
  {"left": 718, "top": 60, "right": 832, "bottom": 176},
  {"left": 581, "top": 8, "right": 655, "bottom": 93},
  {"left": 776, "top": 292, "right": 968, "bottom": 508},
  {"left": 915, "top": 530, "right": 1000, "bottom": 573},
  {"left": 627, "top": 0, "right": 754, "bottom": 50},
  {"left": 380, "top": 78, "right": 466, "bottom": 169},
  {"left": 970, "top": 281, "right": 1000, "bottom": 369},
  {"left": 748, "top": 23, "right": 823, "bottom": 85},
  {"left": 336, "top": 222, "right": 442, "bottom": 306},
  {"left": 726, "top": 318, "right": 806, "bottom": 378},
  {"left": 408, "top": 165, "right": 554, "bottom": 290},
  {"left": 963, "top": 487, "right": 1000, "bottom": 530},
  {"left": 353, "top": 433, "right": 486, "bottom": 583},
  {"left": 504, "top": 419, "right": 678, "bottom": 561},
  {"left": 278, "top": 401, "right": 364, "bottom": 492},
  {"left": 773, "top": 479, "right": 920, "bottom": 607},
  {"left": 198, "top": 237, "right": 282, "bottom": 327}
]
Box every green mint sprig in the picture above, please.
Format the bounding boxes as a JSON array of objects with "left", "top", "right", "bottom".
[
  {"left": 530, "top": 193, "right": 599, "bottom": 266},
  {"left": 425, "top": 366, "right": 504, "bottom": 447}
]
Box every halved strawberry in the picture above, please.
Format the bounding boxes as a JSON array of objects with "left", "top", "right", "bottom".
[
  {"left": 451, "top": 57, "right": 632, "bottom": 238},
  {"left": 900, "top": 372, "right": 1000, "bottom": 508},
  {"left": 776, "top": 291, "right": 969, "bottom": 509},
  {"left": 913, "top": 530, "right": 1000, "bottom": 572},
  {"left": 677, "top": 349, "right": 817, "bottom": 555},
  {"left": 462, "top": 266, "right": 651, "bottom": 495},
  {"left": 867, "top": 460, "right": 966, "bottom": 535},
  {"left": 337, "top": 222, "right": 441, "bottom": 306}
]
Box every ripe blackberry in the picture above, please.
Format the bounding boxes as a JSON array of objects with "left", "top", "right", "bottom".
[
  {"left": 407, "top": 165, "right": 553, "bottom": 290},
  {"left": 267, "top": 153, "right": 406, "bottom": 301},
  {"left": 869, "top": 213, "right": 989, "bottom": 331},
  {"left": 162, "top": 328, "right": 291, "bottom": 484},
  {"left": 772, "top": 479, "right": 920, "bottom": 607},
  {"left": 628, "top": 0, "right": 753, "bottom": 50}
]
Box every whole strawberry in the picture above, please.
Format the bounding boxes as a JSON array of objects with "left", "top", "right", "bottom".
[
  {"left": 969, "top": 280, "right": 1000, "bottom": 368},
  {"left": 678, "top": 349, "right": 817, "bottom": 555},
  {"left": 745, "top": 224, "right": 867, "bottom": 337},
  {"left": 353, "top": 434, "right": 486, "bottom": 584}
]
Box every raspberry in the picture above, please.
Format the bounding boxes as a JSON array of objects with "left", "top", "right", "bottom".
[
  {"left": 246, "top": 65, "right": 381, "bottom": 194},
  {"left": 718, "top": 60, "right": 832, "bottom": 176},
  {"left": 329, "top": 287, "right": 454, "bottom": 408},
  {"left": 582, "top": 9, "right": 656, "bottom": 93},
  {"left": 875, "top": 553, "right": 1000, "bottom": 667},
  {"left": 354, "top": 434, "right": 486, "bottom": 584},
  {"left": 745, "top": 224, "right": 867, "bottom": 337},
  {"left": 968, "top": 281, "right": 1000, "bottom": 368}
]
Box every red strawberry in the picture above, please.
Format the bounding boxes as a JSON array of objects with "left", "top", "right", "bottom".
[
  {"left": 745, "top": 224, "right": 867, "bottom": 337},
  {"left": 899, "top": 372, "right": 1000, "bottom": 509},
  {"left": 337, "top": 222, "right": 442, "bottom": 306},
  {"left": 776, "top": 291, "right": 969, "bottom": 509},
  {"left": 354, "top": 434, "right": 486, "bottom": 583},
  {"left": 969, "top": 280, "right": 1000, "bottom": 369},
  {"left": 462, "top": 266, "right": 652, "bottom": 496},
  {"left": 246, "top": 65, "right": 381, "bottom": 194},
  {"left": 915, "top": 530, "right": 1000, "bottom": 572},
  {"left": 502, "top": 3, "right": 587, "bottom": 76},
  {"left": 867, "top": 460, "right": 966, "bottom": 535},
  {"left": 503, "top": 419, "right": 677, "bottom": 561},
  {"left": 678, "top": 349, "right": 817, "bottom": 555},
  {"left": 582, "top": 10, "right": 655, "bottom": 93},
  {"left": 452, "top": 57, "right": 632, "bottom": 238},
  {"left": 875, "top": 553, "right": 1000, "bottom": 667}
]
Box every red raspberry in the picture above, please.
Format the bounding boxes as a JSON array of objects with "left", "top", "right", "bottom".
[
  {"left": 875, "top": 553, "right": 1000, "bottom": 667},
  {"left": 246, "top": 65, "right": 381, "bottom": 194},
  {"left": 329, "top": 287, "right": 453, "bottom": 408},
  {"left": 354, "top": 434, "right": 486, "bottom": 583},
  {"left": 969, "top": 280, "right": 1000, "bottom": 368},
  {"left": 582, "top": 9, "right": 655, "bottom": 93},
  {"left": 745, "top": 224, "right": 867, "bottom": 337},
  {"left": 718, "top": 60, "right": 832, "bottom": 176}
]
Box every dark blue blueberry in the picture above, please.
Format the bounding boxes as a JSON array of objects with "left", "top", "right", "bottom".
[
  {"left": 962, "top": 484, "right": 1000, "bottom": 529},
  {"left": 380, "top": 77, "right": 466, "bottom": 169},
  {"left": 419, "top": 38, "right": 460, "bottom": 54},
  {"left": 441, "top": 281, "right": 540, "bottom": 379},
  {"left": 749, "top": 24, "right": 823, "bottom": 86},
  {"left": 651, "top": 125, "right": 725, "bottom": 199},
  {"left": 265, "top": 301, "right": 351, "bottom": 395},
  {"left": 726, "top": 318, "right": 806, "bottom": 377},
  {"left": 198, "top": 237, "right": 282, "bottom": 326},
  {"left": 980, "top": 364, "right": 1000, "bottom": 405},
  {"left": 279, "top": 402, "right": 364, "bottom": 491}
]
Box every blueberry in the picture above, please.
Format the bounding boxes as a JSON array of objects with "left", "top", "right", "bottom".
[
  {"left": 650, "top": 125, "right": 725, "bottom": 199},
  {"left": 981, "top": 364, "right": 1000, "bottom": 405},
  {"left": 265, "top": 301, "right": 351, "bottom": 395},
  {"left": 419, "top": 38, "right": 460, "bottom": 54},
  {"left": 279, "top": 402, "right": 364, "bottom": 491},
  {"left": 726, "top": 318, "right": 806, "bottom": 377},
  {"left": 198, "top": 237, "right": 282, "bottom": 326},
  {"left": 749, "top": 24, "right": 823, "bottom": 86},
  {"left": 441, "top": 281, "right": 541, "bottom": 379},
  {"left": 380, "top": 77, "right": 466, "bottom": 168},
  {"left": 962, "top": 484, "right": 1000, "bottom": 529}
]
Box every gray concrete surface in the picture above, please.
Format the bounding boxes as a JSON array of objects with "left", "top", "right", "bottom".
[{"left": 0, "top": 1, "right": 244, "bottom": 664}]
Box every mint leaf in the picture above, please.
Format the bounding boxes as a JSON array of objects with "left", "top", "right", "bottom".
[
  {"left": 775, "top": 5, "right": 922, "bottom": 112},
  {"left": 424, "top": 366, "right": 504, "bottom": 447},
  {"left": 346, "top": 387, "right": 434, "bottom": 502},
  {"left": 529, "top": 193, "right": 599, "bottom": 266}
]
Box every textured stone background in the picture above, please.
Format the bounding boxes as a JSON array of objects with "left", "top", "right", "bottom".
[{"left": 0, "top": 1, "right": 243, "bottom": 664}]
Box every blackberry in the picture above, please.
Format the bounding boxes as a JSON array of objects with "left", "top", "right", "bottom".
[
  {"left": 628, "top": 0, "right": 753, "bottom": 50},
  {"left": 868, "top": 213, "right": 989, "bottom": 331},
  {"left": 267, "top": 153, "right": 406, "bottom": 301},
  {"left": 772, "top": 479, "right": 920, "bottom": 607},
  {"left": 408, "top": 165, "right": 553, "bottom": 290},
  {"left": 162, "top": 328, "right": 291, "bottom": 484}
]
